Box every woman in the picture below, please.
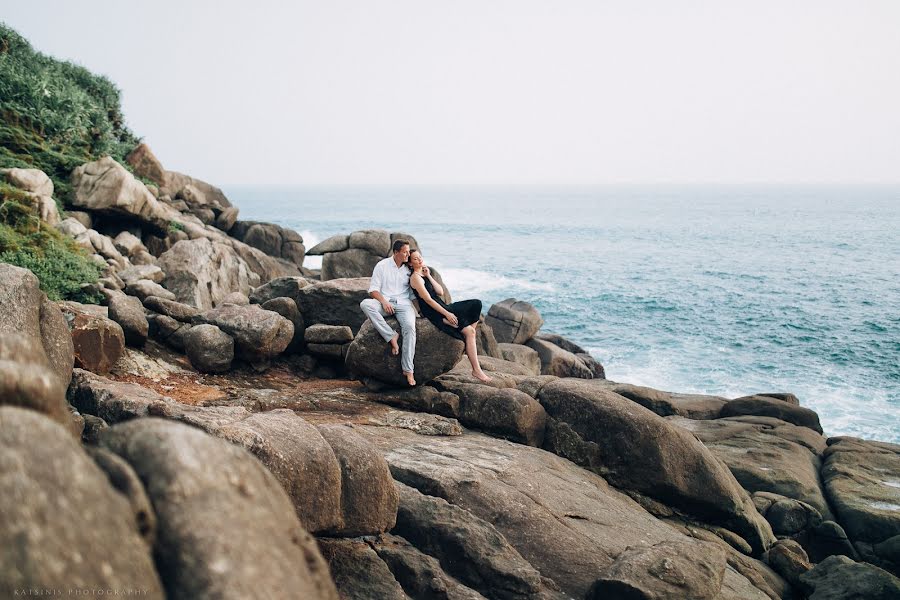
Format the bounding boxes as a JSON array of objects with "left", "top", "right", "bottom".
[{"left": 407, "top": 249, "right": 492, "bottom": 382}]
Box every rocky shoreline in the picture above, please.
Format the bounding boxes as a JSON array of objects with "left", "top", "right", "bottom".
[{"left": 1, "top": 146, "right": 899, "bottom": 599}]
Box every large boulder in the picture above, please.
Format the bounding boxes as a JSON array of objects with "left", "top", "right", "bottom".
[
  {"left": 99, "top": 418, "right": 339, "bottom": 600},
  {"left": 183, "top": 324, "right": 234, "bottom": 373},
  {"left": 158, "top": 237, "right": 260, "bottom": 309},
  {"left": 307, "top": 234, "right": 350, "bottom": 255},
  {"left": 372, "top": 534, "right": 487, "bottom": 600},
  {"left": 260, "top": 297, "right": 306, "bottom": 353},
  {"left": 195, "top": 303, "right": 293, "bottom": 362},
  {"left": 497, "top": 343, "right": 541, "bottom": 375},
  {"left": 350, "top": 229, "right": 391, "bottom": 256},
  {"left": 2, "top": 166, "right": 54, "bottom": 196},
  {"left": 345, "top": 317, "right": 464, "bottom": 386},
  {"left": 125, "top": 142, "right": 167, "bottom": 186},
  {"left": 799, "top": 555, "right": 900, "bottom": 599},
  {"left": 361, "top": 426, "right": 773, "bottom": 599},
  {"left": 214, "top": 410, "right": 343, "bottom": 533},
  {"left": 0, "top": 263, "right": 43, "bottom": 341},
  {"left": 230, "top": 221, "right": 306, "bottom": 266},
  {"left": 317, "top": 424, "right": 399, "bottom": 536},
  {"left": 485, "top": 298, "right": 543, "bottom": 344},
  {"left": 721, "top": 396, "right": 823, "bottom": 434},
  {"left": 392, "top": 481, "right": 547, "bottom": 599},
  {"left": 39, "top": 296, "right": 74, "bottom": 387},
  {"left": 70, "top": 156, "right": 179, "bottom": 232},
  {"left": 294, "top": 278, "right": 372, "bottom": 332},
  {"left": 0, "top": 334, "right": 70, "bottom": 428},
  {"left": 669, "top": 416, "right": 831, "bottom": 520},
  {"left": 0, "top": 407, "right": 164, "bottom": 598},
  {"left": 249, "top": 276, "right": 313, "bottom": 305},
  {"left": 108, "top": 293, "right": 149, "bottom": 346},
  {"left": 126, "top": 279, "right": 176, "bottom": 301},
  {"left": 538, "top": 378, "right": 774, "bottom": 554},
  {"left": 525, "top": 337, "right": 594, "bottom": 378},
  {"left": 143, "top": 295, "right": 200, "bottom": 322},
  {"left": 615, "top": 383, "right": 727, "bottom": 419},
  {"left": 317, "top": 539, "right": 408, "bottom": 600},
  {"left": 58, "top": 302, "right": 126, "bottom": 374},
  {"left": 587, "top": 540, "right": 727, "bottom": 600},
  {"left": 821, "top": 437, "right": 900, "bottom": 545},
  {"left": 67, "top": 368, "right": 174, "bottom": 424},
  {"left": 430, "top": 381, "right": 546, "bottom": 446},
  {"left": 321, "top": 248, "right": 383, "bottom": 281}
]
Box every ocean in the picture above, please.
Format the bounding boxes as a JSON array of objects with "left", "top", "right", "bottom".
[{"left": 224, "top": 185, "right": 900, "bottom": 444}]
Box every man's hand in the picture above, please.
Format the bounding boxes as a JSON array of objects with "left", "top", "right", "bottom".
[{"left": 382, "top": 301, "right": 395, "bottom": 315}]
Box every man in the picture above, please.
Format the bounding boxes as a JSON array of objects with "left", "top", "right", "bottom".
[{"left": 359, "top": 239, "right": 417, "bottom": 385}]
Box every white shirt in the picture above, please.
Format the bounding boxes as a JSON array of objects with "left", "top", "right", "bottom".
[{"left": 369, "top": 257, "right": 414, "bottom": 305}]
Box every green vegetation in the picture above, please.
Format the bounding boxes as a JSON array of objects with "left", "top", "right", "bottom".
[
  {"left": 0, "top": 23, "right": 140, "bottom": 303},
  {"left": 168, "top": 220, "right": 185, "bottom": 233},
  {"left": 0, "top": 181, "right": 102, "bottom": 302},
  {"left": 0, "top": 22, "right": 139, "bottom": 202}
]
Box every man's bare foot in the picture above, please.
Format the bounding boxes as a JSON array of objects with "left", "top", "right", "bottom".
[
  {"left": 389, "top": 334, "right": 400, "bottom": 356},
  {"left": 473, "top": 371, "right": 492, "bottom": 382},
  {"left": 404, "top": 371, "right": 416, "bottom": 386}
]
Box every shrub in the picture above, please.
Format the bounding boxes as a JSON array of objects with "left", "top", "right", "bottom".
[
  {"left": 0, "top": 22, "right": 140, "bottom": 204},
  {"left": 0, "top": 182, "right": 102, "bottom": 303}
]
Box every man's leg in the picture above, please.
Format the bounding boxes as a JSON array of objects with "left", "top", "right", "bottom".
[
  {"left": 359, "top": 299, "right": 397, "bottom": 342},
  {"left": 394, "top": 304, "right": 417, "bottom": 375}
]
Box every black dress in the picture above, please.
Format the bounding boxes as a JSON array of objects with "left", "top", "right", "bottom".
[{"left": 412, "top": 276, "right": 482, "bottom": 341}]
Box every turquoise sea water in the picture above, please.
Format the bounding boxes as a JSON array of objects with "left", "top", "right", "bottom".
[{"left": 225, "top": 185, "right": 900, "bottom": 444}]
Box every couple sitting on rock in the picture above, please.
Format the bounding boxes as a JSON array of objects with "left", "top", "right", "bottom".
[{"left": 359, "top": 239, "right": 492, "bottom": 386}]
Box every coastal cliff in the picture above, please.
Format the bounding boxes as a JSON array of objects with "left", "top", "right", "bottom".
[{"left": 1, "top": 24, "right": 899, "bottom": 600}]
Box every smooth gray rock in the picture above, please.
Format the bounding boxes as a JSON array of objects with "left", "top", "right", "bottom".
[
  {"left": 67, "top": 368, "right": 174, "bottom": 424},
  {"left": 307, "top": 234, "right": 350, "bottom": 255},
  {"left": 538, "top": 378, "right": 774, "bottom": 555},
  {"left": 799, "top": 555, "right": 900, "bottom": 599},
  {"left": 525, "top": 338, "right": 593, "bottom": 378},
  {"left": 126, "top": 279, "right": 177, "bottom": 301},
  {"left": 249, "top": 276, "right": 312, "bottom": 305},
  {"left": 108, "top": 293, "right": 149, "bottom": 346},
  {"left": 822, "top": 437, "right": 900, "bottom": 545},
  {"left": 374, "top": 534, "right": 487, "bottom": 600},
  {"left": 306, "top": 324, "right": 354, "bottom": 344},
  {"left": 485, "top": 298, "right": 543, "bottom": 344},
  {"left": 39, "top": 296, "right": 75, "bottom": 387},
  {"left": 587, "top": 540, "right": 727, "bottom": 600},
  {"left": 195, "top": 303, "right": 293, "bottom": 362},
  {"left": 99, "top": 418, "right": 339, "bottom": 600},
  {"left": 294, "top": 277, "right": 371, "bottom": 332},
  {"left": 158, "top": 238, "right": 259, "bottom": 309},
  {"left": 0, "top": 407, "right": 164, "bottom": 598},
  {"left": 0, "top": 334, "right": 70, "bottom": 428},
  {"left": 317, "top": 538, "right": 408, "bottom": 600},
  {"left": 321, "top": 248, "right": 383, "bottom": 280},
  {"left": 721, "top": 396, "right": 823, "bottom": 434},
  {"left": 392, "top": 481, "right": 546, "bottom": 600},
  {"left": 345, "top": 317, "right": 464, "bottom": 386},
  {"left": 144, "top": 295, "right": 200, "bottom": 322},
  {"left": 183, "top": 324, "right": 234, "bottom": 373},
  {"left": 497, "top": 343, "right": 541, "bottom": 375},
  {"left": 318, "top": 424, "right": 399, "bottom": 536},
  {"left": 260, "top": 297, "right": 305, "bottom": 352}
]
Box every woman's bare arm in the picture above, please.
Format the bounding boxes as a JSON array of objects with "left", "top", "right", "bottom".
[
  {"left": 424, "top": 267, "right": 444, "bottom": 297},
  {"left": 410, "top": 274, "right": 457, "bottom": 324}
]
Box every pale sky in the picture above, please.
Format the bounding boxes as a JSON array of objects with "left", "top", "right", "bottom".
[{"left": 3, "top": 1, "right": 899, "bottom": 185}]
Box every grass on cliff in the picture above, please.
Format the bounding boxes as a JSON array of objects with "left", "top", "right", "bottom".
[
  {"left": 0, "top": 22, "right": 140, "bottom": 203},
  {"left": 0, "top": 181, "right": 103, "bottom": 303}
]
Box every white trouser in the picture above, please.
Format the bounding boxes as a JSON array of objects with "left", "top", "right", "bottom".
[{"left": 359, "top": 298, "right": 417, "bottom": 374}]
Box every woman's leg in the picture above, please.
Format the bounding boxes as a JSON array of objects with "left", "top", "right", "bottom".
[{"left": 463, "top": 326, "right": 491, "bottom": 382}]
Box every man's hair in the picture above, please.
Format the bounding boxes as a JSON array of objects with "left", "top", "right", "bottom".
[{"left": 392, "top": 239, "right": 410, "bottom": 253}]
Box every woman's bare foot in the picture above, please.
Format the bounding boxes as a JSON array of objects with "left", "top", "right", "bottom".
[
  {"left": 389, "top": 334, "right": 400, "bottom": 356},
  {"left": 473, "top": 370, "right": 492, "bottom": 382},
  {"left": 404, "top": 371, "right": 416, "bottom": 386}
]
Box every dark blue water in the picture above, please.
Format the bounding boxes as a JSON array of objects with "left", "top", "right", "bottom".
[{"left": 225, "top": 185, "right": 900, "bottom": 443}]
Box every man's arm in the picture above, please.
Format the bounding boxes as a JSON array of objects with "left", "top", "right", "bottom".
[
  {"left": 368, "top": 262, "right": 394, "bottom": 314},
  {"left": 369, "top": 290, "right": 394, "bottom": 315}
]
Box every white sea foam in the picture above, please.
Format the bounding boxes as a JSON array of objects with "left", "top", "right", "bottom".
[
  {"left": 436, "top": 266, "right": 555, "bottom": 298},
  {"left": 299, "top": 230, "right": 323, "bottom": 269}
]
